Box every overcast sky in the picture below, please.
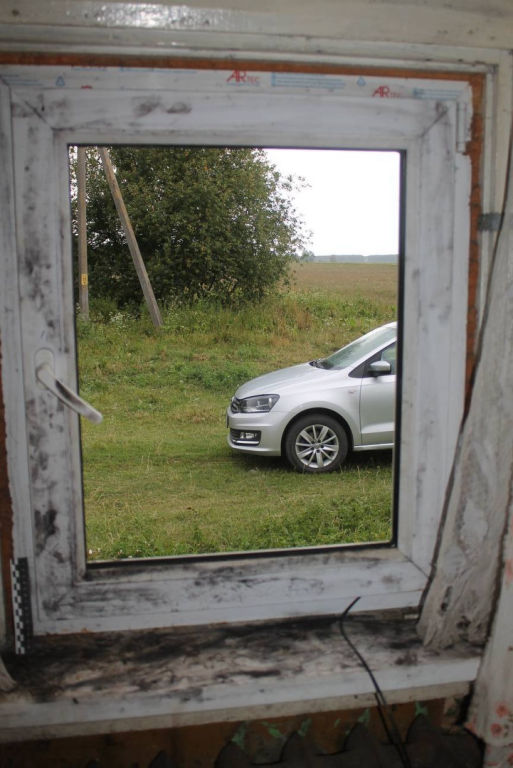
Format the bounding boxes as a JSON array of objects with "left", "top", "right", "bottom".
[{"left": 265, "top": 149, "right": 401, "bottom": 257}]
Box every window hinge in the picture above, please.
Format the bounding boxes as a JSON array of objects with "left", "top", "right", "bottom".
[
  {"left": 10, "top": 558, "right": 33, "bottom": 655},
  {"left": 478, "top": 213, "right": 504, "bottom": 232}
]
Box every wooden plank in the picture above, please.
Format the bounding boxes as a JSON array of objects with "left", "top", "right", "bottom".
[
  {"left": 98, "top": 147, "right": 162, "bottom": 328},
  {"left": 1, "top": 0, "right": 513, "bottom": 50}
]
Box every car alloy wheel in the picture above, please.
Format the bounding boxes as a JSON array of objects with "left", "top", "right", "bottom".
[{"left": 285, "top": 413, "right": 348, "bottom": 473}]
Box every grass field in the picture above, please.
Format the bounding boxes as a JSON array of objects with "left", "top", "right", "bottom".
[{"left": 78, "top": 262, "right": 398, "bottom": 560}]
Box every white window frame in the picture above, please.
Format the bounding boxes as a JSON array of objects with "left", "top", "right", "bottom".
[{"left": 0, "top": 66, "right": 471, "bottom": 636}]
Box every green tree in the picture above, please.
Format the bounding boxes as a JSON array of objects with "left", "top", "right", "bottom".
[{"left": 73, "top": 146, "right": 308, "bottom": 308}]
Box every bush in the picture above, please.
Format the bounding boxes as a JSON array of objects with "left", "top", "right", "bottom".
[{"left": 71, "top": 146, "right": 308, "bottom": 308}]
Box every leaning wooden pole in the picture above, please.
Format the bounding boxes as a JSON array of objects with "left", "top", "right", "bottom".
[
  {"left": 77, "top": 146, "right": 89, "bottom": 320},
  {"left": 98, "top": 147, "right": 162, "bottom": 328}
]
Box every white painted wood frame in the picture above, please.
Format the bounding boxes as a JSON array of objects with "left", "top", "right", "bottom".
[{"left": 0, "top": 65, "right": 472, "bottom": 635}]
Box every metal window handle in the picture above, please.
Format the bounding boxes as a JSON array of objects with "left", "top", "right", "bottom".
[{"left": 35, "top": 350, "right": 103, "bottom": 424}]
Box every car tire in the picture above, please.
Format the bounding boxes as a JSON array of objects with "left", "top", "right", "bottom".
[{"left": 284, "top": 413, "right": 349, "bottom": 473}]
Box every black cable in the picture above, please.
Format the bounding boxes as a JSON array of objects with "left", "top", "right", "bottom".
[{"left": 338, "top": 597, "right": 413, "bottom": 768}]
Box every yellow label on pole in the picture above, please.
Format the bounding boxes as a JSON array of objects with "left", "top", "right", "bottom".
[{"left": 81, "top": 274, "right": 88, "bottom": 287}]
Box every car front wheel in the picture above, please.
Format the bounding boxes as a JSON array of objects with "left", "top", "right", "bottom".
[{"left": 284, "top": 413, "right": 348, "bottom": 473}]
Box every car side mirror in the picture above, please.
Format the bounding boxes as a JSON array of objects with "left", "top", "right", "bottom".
[{"left": 368, "top": 360, "right": 392, "bottom": 377}]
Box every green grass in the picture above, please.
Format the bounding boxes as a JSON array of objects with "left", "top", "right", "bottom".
[{"left": 78, "top": 263, "right": 397, "bottom": 560}]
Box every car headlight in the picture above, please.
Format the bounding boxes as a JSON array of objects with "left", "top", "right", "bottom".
[{"left": 232, "top": 394, "right": 280, "bottom": 413}]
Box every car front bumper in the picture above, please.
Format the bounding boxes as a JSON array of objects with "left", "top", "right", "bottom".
[{"left": 226, "top": 408, "right": 287, "bottom": 456}]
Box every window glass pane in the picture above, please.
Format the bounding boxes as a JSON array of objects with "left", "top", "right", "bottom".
[{"left": 70, "top": 146, "right": 401, "bottom": 561}]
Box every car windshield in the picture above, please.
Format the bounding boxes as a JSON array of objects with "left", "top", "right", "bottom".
[{"left": 319, "top": 324, "right": 397, "bottom": 370}]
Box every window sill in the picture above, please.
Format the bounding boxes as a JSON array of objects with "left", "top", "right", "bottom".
[{"left": 1, "top": 612, "right": 481, "bottom": 742}]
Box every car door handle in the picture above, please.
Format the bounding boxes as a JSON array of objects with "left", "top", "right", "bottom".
[{"left": 35, "top": 349, "right": 103, "bottom": 424}]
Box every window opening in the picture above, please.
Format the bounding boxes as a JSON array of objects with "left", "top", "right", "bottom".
[{"left": 69, "top": 145, "right": 401, "bottom": 562}]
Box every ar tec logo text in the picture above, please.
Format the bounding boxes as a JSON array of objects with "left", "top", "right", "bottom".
[
  {"left": 226, "top": 70, "right": 261, "bottom": 86},
  {"left": 372, "top": 85, "right": 401, "bottom": 98}
]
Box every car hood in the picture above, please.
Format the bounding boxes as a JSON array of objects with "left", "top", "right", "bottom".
[{"left": 235, "top": 362, "right": 340, "bottom": 399}]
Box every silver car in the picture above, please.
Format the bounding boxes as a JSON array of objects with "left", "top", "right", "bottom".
[{"left": 227, "top": 322, "right": 397, "bottom": 473}]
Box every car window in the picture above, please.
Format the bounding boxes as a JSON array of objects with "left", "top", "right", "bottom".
[
  {"left": 381, "top": 343, "right": 397, "bottom": 374},
  {"left": 348, "top": 341, "right": 397, "bottom": 378},
  {"left": 321, "top": 325, "right": 397, "bottom": 370}
]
